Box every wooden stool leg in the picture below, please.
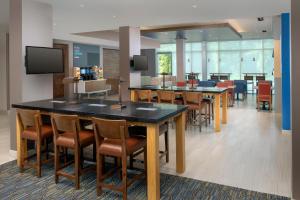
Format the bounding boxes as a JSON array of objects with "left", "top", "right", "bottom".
[
  {"left": 208, "top": 103, "right": 211, "bottom": 124},
  {"left": 75, "top": 148, "right": 80, "bottom": 189},
  {"left": 36, "top": 140, "right": 42, "bottom": 177},
  {"left": 212, "top": 102, "right": 214, "bottom": 120},
  {"left": 54, "top": 145, "right": 60, "bottom": 184},
  {"left": 122, "top": 155, "right": 127, "bottom": 200},
  {"left": 97, "top": 153, "right": 103, "bottom": 196},
  {"left": 164, "top": 131, "right": 169, "bottom": 163},
  {"left": 93, "top": 142, "right": 96, "bottom": 162},
  {"left": 144, "top": 147, "right": 147, "bottom": 182},
  {"left": 20, "top": 138, "right": 26, "bottom": 173}
]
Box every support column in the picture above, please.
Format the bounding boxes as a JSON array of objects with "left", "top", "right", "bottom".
[
  {"left": 176, "top": 38, "right": 185, "bottom": 82},
  {"left": 119, "top": 26, "right": 141, "bottom": 101},
  {"left": 202, "top": 42, "right": 208, "bottom": 81},
  {"left": 281, "top": 13, "right": 291, "bottom": 131},
  {"left": 291, "top": 0, "right": 300, "bottom": 198},
  {"left": 9, "top": 0, "right": 53, "bottom": 151}
]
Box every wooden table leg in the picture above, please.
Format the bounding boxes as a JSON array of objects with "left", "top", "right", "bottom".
[
  {"left": 214, "top": 94, "right": 221, "bottom": 132},
  {"left": 146, "top": 124, "right": 160, "bottom": 200},
  {"left": 175, "top": 112, "right": 186, "bottom": 173},
  {"left": 130, "top": 90, "right": 137, "bottom": 102},
  {"left": 16, "top": 114, "right": 26, "bottom": 167},
  {"left": 222, "top": 91, "right": 228, "bottom": 124}
]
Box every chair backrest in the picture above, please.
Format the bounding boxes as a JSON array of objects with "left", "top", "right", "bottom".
[
  {"left": 183, "top": 92, "right": 203, "bottom": 105},
  {"left": 188, "top": 79, "right": 198, "bottom": 85},
  {"left": 157, "top": 90, "right": 175, "bottom": 104},
  {"left": 16, "top": 109, "right": 41, "bottom": 131},
  {"left": 51, "top": 113, "right": 80, "bottom": 143},
  {"left": 256, "top": 76, "right": 265, "bottom": 81},
  {"left": 92, "top": 118, "right": 128, "bottom": 147},
  {"left": 258, "top": 83, "right": 271, "bottom": 96},
  {"left": 258, "top": 80, "right": 272, "bottom": 86},
  {"left": 176, "top": 81, "right": 186, "bottom": 87},
  {"left": 136, "top": 90, "right": 152, "bottom": 103},
  {"left": 224, "top": 80, "right": 234, "bottom": 86},
  {"left": 244, "top": 75, "right": 254, "bottom": 81},
  {"left": 234, "top": 80, "right": 247, "bottom": 93},
  {"left": 198, "top": 81, "right": 216, "bottom": 87},
  {"left": 216, "top": 82, "right": 229, "bottom": 88}
]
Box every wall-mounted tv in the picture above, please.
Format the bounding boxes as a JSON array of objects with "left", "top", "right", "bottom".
[
  {"left": 25, "top": 46, "right": 64, "bottom": 74},
  {"left": 133, "top": 55, "right": 148, "bottom": 71}
]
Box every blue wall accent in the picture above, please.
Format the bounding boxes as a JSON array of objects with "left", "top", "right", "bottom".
[{"left": 281, "top": 13, "right": 291, "bottom": 130}]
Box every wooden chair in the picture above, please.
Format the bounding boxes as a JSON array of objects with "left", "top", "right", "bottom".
[
  {"left": 51, "top": 113, "right": 95, "bottom": 189},
  {"left": 157, "top": 90, "right": 175, "bottom": 104},
  {"left": 257, "top": 82, "right": 272, "bottom": 111},
  {"left": 183, "top": 92, "right": 208, "bottom": 131},
  {"left": 216, "top": 82, "right": 233, "bottom": 107},
  {"left": 135, "top": 90, "right": 152, "bottom": 103},
  {"left": 92, "top": 118, "right": 146, "bottom": 200},
  {"left": 17, "top": 109, "right": 53, "bottom": 177}
]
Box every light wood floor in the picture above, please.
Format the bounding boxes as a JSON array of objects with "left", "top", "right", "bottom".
[
  {"left": 0, "top": 95, "right": 292, "bottom": 197},
  {"left": 0, "top": 112, "right": 14, "bottom": 165},
  {"left": 160, "top": 95, "right": 292, "bottom": 197}
]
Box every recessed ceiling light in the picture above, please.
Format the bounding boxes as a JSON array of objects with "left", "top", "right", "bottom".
[
  {"left": 192, "top": 4, "right": 198, "bottom": 8},
  {"left": 112, "top": 15, "right": 117, "bottom": 19},
  {"left": 79, "top": 4, "right": 85, "bottom": 8},
  {"left": 53, "top": 23, "right": 57, "bottom": 26}
]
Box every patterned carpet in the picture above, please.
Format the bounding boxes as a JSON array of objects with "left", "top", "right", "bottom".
[{"left": 0, "top": 160, "right": 290, "bottom": 200}]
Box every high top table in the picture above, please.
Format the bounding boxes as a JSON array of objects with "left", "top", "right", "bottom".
[
  {"left": 12, "top": 99, "right": 187, "bottom": 200},
  {"left": 129, "top": 85, "right": 228, "bottom": 132}
]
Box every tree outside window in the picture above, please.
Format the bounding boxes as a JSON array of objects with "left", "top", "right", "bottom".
[{"left": 158, "top": 53, "right": 172, "bottom": 74}]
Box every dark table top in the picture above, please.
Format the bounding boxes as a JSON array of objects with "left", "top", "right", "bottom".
[
  {"left": 12, "top": 99, "right": 187, "bottom": 124},
  {"left": 129, "top": 85, "right": 227, "bottom": 94}
]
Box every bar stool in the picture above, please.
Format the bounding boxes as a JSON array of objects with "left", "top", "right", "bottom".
[
  {"left": 17, "top": 109, "right": 53, "bottom": 177},
  {"left": 51, "top": 113, "right": 95, "bottom": 189},
  {"left": 129, "top": 89, "right": 170, "bottom": 165},
  {"left": 183, "top": 92, "right": 208, "bottom": 132},
  {"left": 92, "top": 118, "right": 146, "bottom": 200},
  {"left": 135, "top": 89, "right": 152, "bottom": 103}
]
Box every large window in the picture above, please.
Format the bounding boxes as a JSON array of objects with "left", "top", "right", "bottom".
[
  {"left": 157, "top": 53, "right": 172, "bottom": 74},
  {"left": 206, "top": 39, "right": 274, "bottom": 81},
  {"left": 185, "top": 43, "right": 202, "bottom": 74},
  {"left": 157, "top": 39, "right": 274, "bottom": 81}
]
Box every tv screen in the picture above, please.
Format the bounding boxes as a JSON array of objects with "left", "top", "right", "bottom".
[
  {"left": 133, "top": 55, "right": 148, "bottom": 71},
  {"left": 25, "top": 46, "right": 64, "bottom": 74}
]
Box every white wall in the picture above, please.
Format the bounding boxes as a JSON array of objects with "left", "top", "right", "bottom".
[
  {"left": 9, "top": 0, "right": 54, "bottom": 150},
  {"left": 0, "top": 32, "right": 8, "bottom": 111},
  {"left": 21, "top": 0, "right": 53, "bottom": 102}
]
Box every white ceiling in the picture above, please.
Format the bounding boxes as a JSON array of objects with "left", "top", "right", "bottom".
[
  {"left": 0, "top": 0, "right": 290, "bottom": 42},
  {"left": 37, "top": 0, "right": 290, "bottom": 36}
]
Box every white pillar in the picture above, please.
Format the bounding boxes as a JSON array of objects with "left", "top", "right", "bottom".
[
  {"left": 119, "top": 26, "right": 141, "bottom": 101},
  {"left": 9, "top": 0, "right": 53, "bottom": 150},
  {"left": 176, "top": 38, "right": 185, "bottom": 82},
  {"left": 202, "top": 42, "right": 208, "bottom": 81}
]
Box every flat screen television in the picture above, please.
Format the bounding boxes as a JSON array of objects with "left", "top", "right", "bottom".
[
  {"left": 133, "top": 55, "right": 148, "bottom": 71},
  {"left": 25, "top": 46, "right": 64, "bottom": 74}
]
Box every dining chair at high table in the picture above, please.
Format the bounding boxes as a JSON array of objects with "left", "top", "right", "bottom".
[{"left": 257, "top": 82, "right": 272, "bottom": 111}]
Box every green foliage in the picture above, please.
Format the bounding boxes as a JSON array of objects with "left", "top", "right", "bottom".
[{"left": 158, "top": 54, "right": 172, "bottom": 73}]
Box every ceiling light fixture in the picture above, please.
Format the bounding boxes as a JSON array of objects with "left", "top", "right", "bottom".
[
  {"left": 192, "top": 5, "right": 198, "bottom": 8},
  {"left": 79, "top": 4, "right": 85, "bottom": 8},
  {"left": 112, "top": 15, "right": 117, "bottom": 19}
]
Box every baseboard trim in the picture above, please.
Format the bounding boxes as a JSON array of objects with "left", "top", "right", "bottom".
[
  {"left": 282, "top": 129, "right": 292, "bottom": 134},
  {"left": 9, "top": 150, "right": 17, "bottom": 159}
]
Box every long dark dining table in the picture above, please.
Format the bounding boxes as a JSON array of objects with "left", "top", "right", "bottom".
[
  {"left": 129, "top": 85, "right": 228, "bottom": 132},
  {"left": 12, "top": 98, "right": 188, "bottom": 200}
]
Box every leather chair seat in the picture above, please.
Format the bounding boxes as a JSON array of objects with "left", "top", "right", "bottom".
[
  {"left": 56, "top": 130, "right": 94, "bottom": 148},
  {"left": 98, "top": 137, "right": 146, "bottom": 157},
  {"left": 258, "top": 95, "right": 271, "bottom": 101},
  {"left": 187, "top": 103, "right": 203, "bottom": 110},
  {"left": 22, "top": 125, "right": 53, "bottom": 140}
]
